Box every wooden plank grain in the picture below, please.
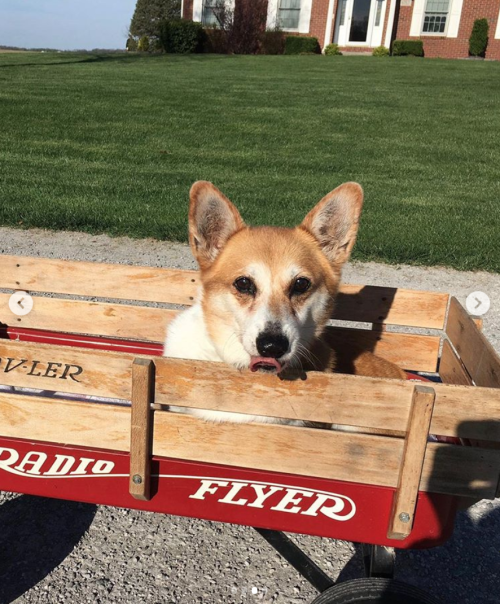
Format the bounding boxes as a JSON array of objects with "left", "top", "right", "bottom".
[
  {"left": 325, "top": 326, "right": 440, "bottom": 372},
  {"left": 446, "top": 297, "right": 500, "bottom": 389},
  {"left": 388, "top": 386, "right": 436, "bottom": 540},
  {"left": 0, "top": 255, "right": 200, "bottom": 305},
  {"left": 0, "top": 293, "right": 177, "bottom": 342},
  {"left": 129, "top": 359, "right": 154, "bottom": 501},
  {"left": 0, "top": 255, "right": 448, "bottom": 328},
  {"left": 0, "top": 340, "right": 498, "bottom": 443},
  {"left": 0, "top": 393, "right": 498, "bottom": 498},
  {"left": 0, "top": 292, "right": 439, "bottom": 370},
  {"left": 439, "top": 340, "right": 473, "bottom": 386},
  {"left": 334, "top": 285, "right": 449, "bottom": 329}
]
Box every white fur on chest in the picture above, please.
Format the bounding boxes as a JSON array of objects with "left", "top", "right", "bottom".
[
  {"left": 164, "top": 304, "right": 219, "bottom": 363},
  {"left": 163, "top": 304, "right": 304, "bottom": 425}
]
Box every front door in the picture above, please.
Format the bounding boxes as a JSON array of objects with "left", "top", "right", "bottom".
[
  {"left": 349, "top": 0, "right": 372, "bottom": 42},
  {"left": 333, "top": 0, "right": 386, "bottom": 47}
]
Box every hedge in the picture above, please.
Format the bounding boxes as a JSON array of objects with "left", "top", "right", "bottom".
[
  {"left": 159, "top": 19, "right": 203, "bottom": 54},
  {"left": 284, "top": 36, "right": 321, "bottom": 55},
  {"left": 392, "top": 40, "right": 424, "bottom": 57}
]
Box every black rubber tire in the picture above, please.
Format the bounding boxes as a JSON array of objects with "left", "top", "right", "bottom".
[{"left": 310, "top": 579, "right": 442, "bottom": 604}]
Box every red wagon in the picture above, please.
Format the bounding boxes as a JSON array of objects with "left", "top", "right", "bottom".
[{"left": 0, "top": 255, "right": 499, "bottom": 603}]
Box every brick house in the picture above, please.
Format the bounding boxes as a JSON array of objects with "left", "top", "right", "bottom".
[{"left": 181, "top": 0, "right": 500, "bottom": 59}]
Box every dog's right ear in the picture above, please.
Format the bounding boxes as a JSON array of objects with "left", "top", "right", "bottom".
[{"left": 189, "top": 181, "right": 245, "bottom": 270}]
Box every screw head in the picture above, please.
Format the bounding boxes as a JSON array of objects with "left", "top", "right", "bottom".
[
  {"left": 132, "top": 474, "right": 143, "bottom": 485},
  {"left": 399, "top": 512, "right": 411, "bottom": 523}
]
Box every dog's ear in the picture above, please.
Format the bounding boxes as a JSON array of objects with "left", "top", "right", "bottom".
[
  {"left": 300, "top": 182, "right": 364, "bottom": 268},
  {"left": 189, "top": 181, "right": 245, "bottom": 270}
]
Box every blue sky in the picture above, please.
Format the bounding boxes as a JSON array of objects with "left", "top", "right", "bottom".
[{"left": 0, "top": 0, "right": 138, "bottom": 50}]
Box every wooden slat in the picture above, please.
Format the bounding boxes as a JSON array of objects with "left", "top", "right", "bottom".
[
  {"left": 0, "top": 341, "right": 499, "bottom": 443},
  {"left": 0, "top": 293, "right": 439, "bottom": 370},
  {"left": 439, "top": 340, "right": 473, "bottom": 386},
  {"left": 0, "top": 255, "right": 200, "bottom": 305},
  {"left": 0, "top": 255, "right": 448, "bottom": 328},
  {"left": 326, "top": 326, "right": 440, "bottom": 372},
  {"left": 334, "top": 285, "right": 449, "bottom": 329},
  {"left": 0, "top": 294, "right": 177, "bottom": 341},
  {"left": 388, "top": 386, "right": 436, "bottom": 540},
  {"left": 0, "top": 393, "right": 498, "bottom": 498},
  {"left": 446, "top": 297, "right": 500, "bottom": 388},
  {"left": 129, "top": 359, "right": 154, "bottom": 501}
]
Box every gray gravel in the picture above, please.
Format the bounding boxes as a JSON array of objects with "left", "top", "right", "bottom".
[{"left": 0, "top": 226, "right": 499, "bottom": 604}]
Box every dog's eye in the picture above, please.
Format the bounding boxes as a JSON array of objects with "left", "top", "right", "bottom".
[
  {"left": 291, "top": 277, "right": 311, "bottom": 295},
  {"left": 234, "top": 277, "right": 256, "bottom": 295}
]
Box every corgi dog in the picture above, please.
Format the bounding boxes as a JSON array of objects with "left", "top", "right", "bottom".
[{"left": 164, "top": 181, "right": 406, "bottom": 423}]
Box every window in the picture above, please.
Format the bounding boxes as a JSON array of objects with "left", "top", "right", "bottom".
[
  {"left": 422, "top": 0, "right": 450, "bottom": 33},
  {"left": 202, "top": 0, "right": 226, "bottom": 27},
  {"left": 339, "top": 0, "right": 347, "bottom": 26},
  {"left": 374, "top": 0, "right": 383, "bottom": 27},
  {"left": 278, "top": 0, "right": 301, "bottom": 29}
]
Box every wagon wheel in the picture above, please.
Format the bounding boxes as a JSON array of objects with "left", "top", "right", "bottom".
[{"left": 310, "top": 578, "right": 442, "bottom": 604}]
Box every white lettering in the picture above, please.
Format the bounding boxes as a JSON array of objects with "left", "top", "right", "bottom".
[
  {"left": 0, "top": 447, "right": 19, "bottom": 469},
  {"left": 271, "top": 489, "right": 313, "bottom": 514},
  {"left": 70, "top": 457, "right": 95, "bottom": 475},
  {"left": 15, "top": 451, "right": 47, "bottom": 475},
  {"left": 44, "top": 455, "right": 76, "bottom": 476},
  {"left": 218, "top": 482, "right": 248, "bottom": 506},
  {"left": 92, "top": 460, "right": 115, "bottom": 474},
  {"left": 302, "top": 494, "right": 343, "bottom": 517},
  {"left": 247, "top": 484, "right": 282, "bottom": 508},
  {"left": 189, "top": 479, "right": 229, "bottom": 500}
]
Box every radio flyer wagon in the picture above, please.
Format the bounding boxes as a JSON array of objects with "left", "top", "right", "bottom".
[{"left": 0, "top": 254, "right": 499, "bottom": 603}]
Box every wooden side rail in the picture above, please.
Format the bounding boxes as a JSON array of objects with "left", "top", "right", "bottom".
[
  {"left": 0, "top": 340, "right": 499, "bottom": 442},
  {"left": 0, "top": 255, "right": 449, "bottom": 329},
  {"left": 445, "top": 297, "right": 500, "bottom": 389},
  {"left": 0, "top": 294, "right": 441, "bottom": 371},
  {"left": 0, "top": 390, "right": 498, "bottom": 500},
  {"left": 129, "top": 359, "right": 155, "bottom": 501},
  {"left": 388, "top": 386, "right": 436, "bottom": 540}
]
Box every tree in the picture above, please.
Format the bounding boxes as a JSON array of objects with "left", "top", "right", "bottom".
[
  {"left": 211, "top": 0, "right": 268, "bottom": 54},
  {"left": 129, "top": 0, "right": 181, "bottom": 39}
]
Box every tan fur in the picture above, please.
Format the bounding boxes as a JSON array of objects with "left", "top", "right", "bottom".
[{"left": 188, "top": 181, "right": 406, "bottom": 381}]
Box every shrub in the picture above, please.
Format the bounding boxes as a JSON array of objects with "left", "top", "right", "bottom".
[
  {"left": 126, "top": 37, "right": 138, "bottom": 51},
  {"left": 284, "top": 36, "right": 321, "bottom": 55},
  {"left": 258, "top": 30, "right": 285, "bottom": 55},
  {"left": 159, "top": 19, "right": 203, "bottom": 53},
  {"left": 324, "top": 43, "right": 342, "bottom": 56},
  {"left": 201, "top": 28, "right": 229, "bottom": 54},
  {"left": 391, "top": 39, "right": 424, "bottom": 57},
  {"left": 372, "top": 45, "right": 389, "bottom": 57},
  {"left": 137, "top": 35, "right": 150, "bottom": 52},
  {"left": 469, "top": 18, "right": 489, "bottom": 57}
]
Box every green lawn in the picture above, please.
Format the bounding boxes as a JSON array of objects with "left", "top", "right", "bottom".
[{"left": 0, "top": 52, "right": 499, "bottom": 271}]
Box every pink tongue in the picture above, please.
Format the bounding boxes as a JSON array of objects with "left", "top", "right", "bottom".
[{"left": 250, "top": 356, "right": 282, "bottom": 373}]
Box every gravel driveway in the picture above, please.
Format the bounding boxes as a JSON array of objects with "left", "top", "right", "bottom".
[{"left": 0, "top": 227, "right": 499, "bottom": 604}]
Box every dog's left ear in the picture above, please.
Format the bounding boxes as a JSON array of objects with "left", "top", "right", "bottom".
[
  {"left": 189, "top": 181, "right": 245, "bottom": 270},
  {"left": 300, "top": 182, "right": 364, "bottom": 267}
]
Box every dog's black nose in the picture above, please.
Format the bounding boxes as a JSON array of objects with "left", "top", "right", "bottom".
[{"left": 256, "top": 333, "right": 289, "bottom": 358}]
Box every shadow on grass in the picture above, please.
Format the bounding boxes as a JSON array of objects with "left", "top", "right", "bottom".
[
  {"left": 0, "top": 52, "right": 234, "bottom": 69},
  {"left": 0, "top": 495, "right": 97, "bottom": 603},
  {"left": 0, "top": 53, "right": 145, "bottom": 69}
]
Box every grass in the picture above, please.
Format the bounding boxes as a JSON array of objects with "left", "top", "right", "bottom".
[{"left": 0, "top": 51, "right": 499, "bottom": 272}]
